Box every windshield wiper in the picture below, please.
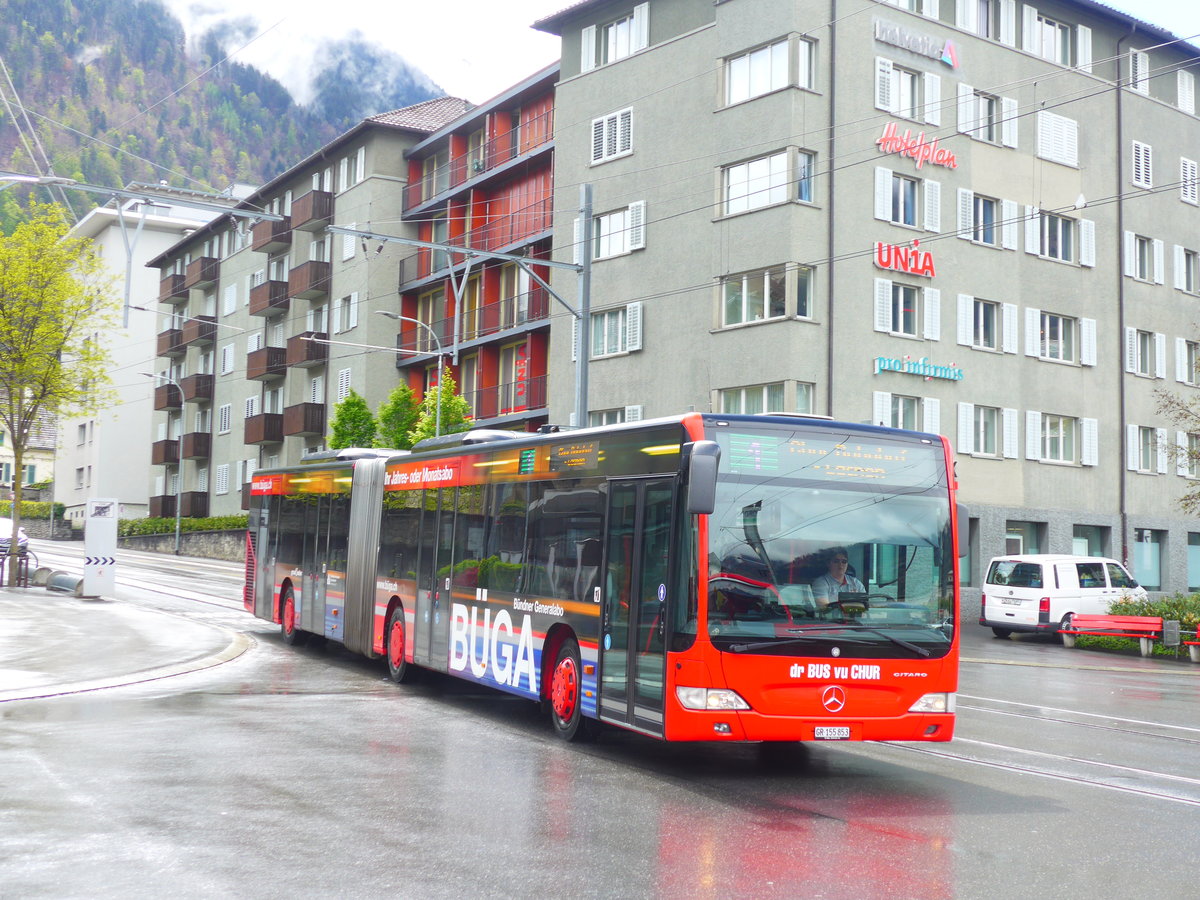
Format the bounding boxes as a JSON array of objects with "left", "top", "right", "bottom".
[{"left": 728, "top": 624, "right": 933, "bottom": 657}]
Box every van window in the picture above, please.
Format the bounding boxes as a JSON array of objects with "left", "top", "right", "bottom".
[
  {"left": 1076, "top": 562, "right": 1105, "bottom": 589},
  {"left": 1106, "top": 562, "right": 1138, "bottom": 589},
  {"left": 987, "top": 560, "right": 1043, "bottom": 588}
]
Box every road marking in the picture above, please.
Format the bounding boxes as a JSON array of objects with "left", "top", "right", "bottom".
[
  {"left": 957, "top": 693, "right": 1200, "bottom": 734},
  {"left": 961, "top": 655, "right": 1200, "bottom": 676}
]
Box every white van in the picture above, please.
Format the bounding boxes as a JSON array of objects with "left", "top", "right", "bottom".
[{"left": 979, "top": 554, "right": 1147, "bottom": 639}]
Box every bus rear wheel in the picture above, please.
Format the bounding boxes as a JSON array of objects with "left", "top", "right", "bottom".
[
  {"left": 280, "top": 586, "right": 306, "bottom": 647},
  {"left": 549, "top": 638, "right": 594, "bottom": 742},
  {"left": 386, "top": 607, "right": 413, "bottom": 683}
]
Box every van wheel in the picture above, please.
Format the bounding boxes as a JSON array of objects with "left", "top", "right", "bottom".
[
  {"left": 991, "top": 627, "right": 1012, "bottom": 639},
  {"left": 1057, "top": 613, "right": 1074, "bottom": 644}
]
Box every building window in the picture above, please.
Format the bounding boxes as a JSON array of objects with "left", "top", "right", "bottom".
[
  {"left": 1132, "top": 141, "right": 1153, "bottom": 188},
  {"left": 720, "top": 382, "right": 785, "bottom": 415},
  {"left": 796, "top": 267, "right": 812, "bottom": 318},
  {"left": 1127, "top": 425, "right": 1166, "bottom": 474},
  {"left": 1135, "top": 329, "right": 1154, "bottom": 377},
  {"left": 421, "top": 151, "right": 448, "bottom": 201},
  {"left": 874, "top": 58, "right": 926, "bottom": 121},
  {"left": 875, "top": 168, "right": 940, "bottom": 231},
  {"left": 588, "top": 302, "right": 643, "bottom": 358},
  {"left": 972, "top": 405, "right": 1000, "bottom": 456},
  {"left": 1040, "top": 212, "right": 1074, "bottom": 261},
  {"left": 888, "top": 283, "right": 918, "bottom": 336},
  {"left": 723, "top": 152, "right": 788, "bottom": 215},
  {"left": 1129, "top": 50, "right": 1151, "bottom": 96},
  {"left": 974, "top": 90, "right": 1002, "bottom": 143},
  {"left": 1187, "top": 434, "right": 1200, "bottom": 479},
  {"left": 1179, "top": 248, "right": 1200, "bottom": 293},
  {"left": 417, "top": 288, "right": 445, "bottom": 350},
  {"left": 591, "top": 108, "right": 633, "bottom": 164},
  {"left": 75, "top": 467, "right": 85, "bottom": 489},
  {"left": 589, "top": 408, "right": 626, "bottom": 427},
  {"left": 1179, "top": 339, "right": 1199, "bottom": 385},
  {"left": 721, "top": 266, "right": 787, "bottom": 326},
  {"left": 890, "top": 394, "right": 920, "bottom": 431},
  {"left": 1036, "top": 111, "right": 1079, "bottom": 166},
  {"left": 726, "top": 39, "right": 789, "bottom": 105},
  {"left": 1042, "top": 414, "right": 1077, "bottom": 463},
  {"left": 973, "top": 194, "right": 999, "bottom": 245},
  {"left": 1124, "top": 232, "right": 1163, "bottom": 283},
  {"left": 797, "top": 150, "right": 816, "bottom": 203},
  {"left": 220, "top": 344, "right": 235, "bottom": 375},
  {"left": 1125, "top": 328, "right": 1164, "bottom": 378},
  {"left": 972, "top": 298, "right": 999, "bottom": 349},
  {"left": 581, "top": 3, "right": 649, "bottom": 71},
  {"left": 593, "top": 201, "right": 646, "bottom": 258},
  {"left": 1031, "top": 14, "right": 1071, "bottom": 65},
  {"left": 1038, "top": 312, "right": 1076, "bottom": 362},
  {"left": 334, "top": 293, "right": 358, "bottom": 333},
  {"left": 890, "top": 173, "right": 918, "bottom": 226}
]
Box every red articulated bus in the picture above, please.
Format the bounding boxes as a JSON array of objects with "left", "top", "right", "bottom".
[{"left": 246, "top": 412, "right": 965, "bottom": 744}]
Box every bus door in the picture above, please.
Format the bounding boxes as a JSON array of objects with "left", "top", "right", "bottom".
[
  {"left": 300, "top": 495, "right": 331, "bottom": 636},
  {"left": 598, "top": 477, "right": 675, "bottom": 736},
  {"left": 414, "top": 487, "right": 456, "bottom": 671}
]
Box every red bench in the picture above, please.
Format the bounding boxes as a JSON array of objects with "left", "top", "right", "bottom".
[
  {"left": 1059, "top": 614, "right": 1163, "bottom": 657},
  {"left": 1184, "top": 630, "right": 1200, "bottom": 664}
]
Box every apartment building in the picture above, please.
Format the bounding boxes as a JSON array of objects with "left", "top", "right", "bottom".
[
  {"left": 145, "top": 98, "right": 469, "bottom": 518},
  {"left": 393, "top": 65, "right": 557, "bottom": 429},
  {"left": 533, "top": 0, "right": 1200, "bottom": 594}
]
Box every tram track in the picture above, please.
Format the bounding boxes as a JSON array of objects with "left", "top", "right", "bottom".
[{"left": 958, "top": 695, "right": 1200, "bottom": 746}]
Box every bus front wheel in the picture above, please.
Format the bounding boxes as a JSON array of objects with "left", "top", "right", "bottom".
[
  {"left": 386, "top": 607, "right": 413, "bottom": 683},
  {"left": 280, "top": 586, "right": 306, "bottom": 647},
  {"left": 549, "top": 638, "right": 593, "bottom": 742}
]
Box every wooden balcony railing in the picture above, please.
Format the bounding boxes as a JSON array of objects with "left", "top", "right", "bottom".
[
  {"left": 180, "top": 373, "right": 213, "bottom": 402},
  {"left": 158, "top": 273, "right": 188, "bottom": 303},
  {"left": 151, "top": 439, "right": 179, "bottom": 465},
  {"left": 247, "top": 346, "right": 287, "bottom": 381},
  {"left": 287, "top": 332, "right": 328, "bottom": 367},
  {"left": 291, "top": 190, "right": 333, "bottom": 231},
  {"left": 183, "top": 256, "right": 219, "bottom": 289},
  {"left": 251, "top": 216, "right": 292, "bottom": 253},
  {"left": 181, "top": 432, "right": 211, "bottom": 459},
  {"left": 249, "top": 279, "right": 290, "bottom": 317},
  {"left": 289, "top": 260, "right": 331, "bottom": 300},
  {"left": 283, "top": 402, "right": 325, "bottom": 436}
]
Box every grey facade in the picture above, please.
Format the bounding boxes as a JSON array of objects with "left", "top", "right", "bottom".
[{"left": 536, "top": 0, "right": 1200, "bottom": 595}]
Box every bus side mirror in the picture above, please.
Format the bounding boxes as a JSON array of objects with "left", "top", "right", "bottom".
[
  {"left": 957, "top": 503, "right": 970, "bottom": 558},
  {"left": 686, "top": 440, "right": 721, "bottom": 515}
]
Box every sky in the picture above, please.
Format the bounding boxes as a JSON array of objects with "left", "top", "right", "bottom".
[{"left": 157, "top": 1, "right": 1200, "bottom": 108}]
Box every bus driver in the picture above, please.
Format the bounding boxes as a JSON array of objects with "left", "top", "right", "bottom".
[{"left": 810, "top": 547, "right": 864, "bottom": 609}]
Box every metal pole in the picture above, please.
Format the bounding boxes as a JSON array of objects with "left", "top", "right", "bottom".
[
  {"left": 576, "top": 184, "right": 593, "bottom": 428},
  {"left": 374, "top": 312, "right": 443, "bottom": 436}
]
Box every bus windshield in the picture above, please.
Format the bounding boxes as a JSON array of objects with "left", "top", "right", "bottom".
[{"left": 705, "top": 424, "right": 954, "bottom": 658}]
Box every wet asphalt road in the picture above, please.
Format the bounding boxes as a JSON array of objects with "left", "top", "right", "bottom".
[{"left": 2, "top": 541, "right": 1198, "bottom": 899}]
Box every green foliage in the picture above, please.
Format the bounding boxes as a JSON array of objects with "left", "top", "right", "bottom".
[
  {"left": 408, "top": 369, "right": 472, "bottom": 446},
  {"left": 328, "top": 389, "right": 377, "bottom": 449},
  {"left": 117, "top": 515, "right": 249, "bottom": 537},
  {"left": 375, "top": 383, "right": 420, "bottom": 450},
  {"left": 0, "top": 500, "right": 64, "bottom": 520}
]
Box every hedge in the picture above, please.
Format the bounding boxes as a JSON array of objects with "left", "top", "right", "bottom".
[
  {"left": 0, "top": 500, "right": 65, "bottom": 520},
  {"left": 118, "top": 515, "right": 249, "bottom": 537}
]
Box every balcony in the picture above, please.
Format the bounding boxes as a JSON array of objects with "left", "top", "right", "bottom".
[
  {"left": 180, "top": 373, "right": 213, "bottom": 402},
  {"left": 287, "top": 331, "right": 328, "bottom": 367},
  {"left": 151, "top": 439, "right": 179, "bottom": 465},
  {"left": 159, "top": 273, "right": 188, "bottom": 304},
  {"left": 183, "top": 256, "right": 219, "bottom": 290},
  {"left": 464, "top": 375, "right": 548, "bottom": 421},
  {"left": 181, "top": 432, "right": 211, "bottom": 459},
  {"left": 149, "top": 495, "right": 176, "bottom": 518},
  {"left": 249, "top": 279, "right": 290, "bottom": 317},
  {"left": 289, "top": 260, "right": 330, "bottom": 299},
  {"left": 180, "top": 491, "right": 209, "bottom": 518},
  {"left": 247, "top": 346, "right": 287, "bottom": 381},
  {"left": 153, "top": 383, "right": 182, "bottom": 411},
  {"left": 283, "top": 402, "right": 325, "bottom": 436},
  {"left": 291, "top": 190, "right": 333, "bottom": 231},
  {"left": 251, "top": 216, "right": 292, "bottom": 253},
  {"left": 156, "top": 328, "right": 185, "bottom": 358},
  {"left": 181, "top": 316, "right": 216, "bottom": 346},
  {"left": 244, "top": 413, "right": 284, "bottom": 445}
]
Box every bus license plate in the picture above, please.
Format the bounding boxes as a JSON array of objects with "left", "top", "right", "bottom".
[{"left": 814, "top": 726, "right": 850, "bottom": 740}]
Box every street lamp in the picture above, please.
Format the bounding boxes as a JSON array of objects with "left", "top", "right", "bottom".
[
  {"left": 142, "top": 373, "right": 183, "bottom": 555},
  {"left": 375, "top": 311, "right": 444, "bottom": 437}
]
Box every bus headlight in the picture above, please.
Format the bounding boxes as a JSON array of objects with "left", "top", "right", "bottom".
[
  {"left": 908, "top": 692, "right": 956, "bottom": 713},
  {"left": 676, "top": 687, "right": 751, "bottom": 710}
]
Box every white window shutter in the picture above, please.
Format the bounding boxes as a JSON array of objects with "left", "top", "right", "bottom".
[
  {"left": 1079, "top": 219, "right": 1096, "bottom": 267},
  {"left": 343, "top": 230, "right": 356, "bottom": 261},
  {"left": 1175, "top": 245, "right": 1187, "bottom": 290},
  {"left": 873, "top": 392, "right": 891, "bottom": 428},
  {"left": 338, "top": 367, "right": 352, "bottom": 402},
  {"left": 1081, "top": 419, "right": 1099, "bottom": 466},
  {"left": 1179, "top": 70, "right": 1196, "bottom": 115},
  {"left": 925, "top": 0, "right": 940, "bottom": 18},
  {"left": 624, "top": 405, "right": 643, "bottom": 422},
  {"left": 632, "top": 3, "right": 649, "bottom": 52},
  {"left": 1080, "top": 318, "right": 1097, "bottom": 366},
  {"left": 1153, "top": 239, "right": 1165, "bottom": 284},
  {"left": 355, "top": 147, "right": 365, "bottom": 184},
  {"left": 571, "top": 316, "right": 578, "bottom": 362},
  {"left": 627, "top": 200, "right": 646, "bottom": 250},
  {"left": 958, "top": 402, "right": 975, "bottom": 454},
  {"left": 1076, "top": 25, "right": 1092, "bottom": 73},
  {"left": 1025, "top": 307, "right": 1041, "bottom": 356},
  {"left": 923, "top": 287, "right": 941, "bottom": 341},
  {"left": 1123, "top": 231, "right": 1136, "bottom": 277},
  {"left": 618, "top": 108, "right": 632, "bottom": 153},
  {"left": 348, "top": 292, "right": 358, "bottom": 329},
  {"left": 1026, "top": 410, "right": 1042, "bottom": 460},
  {"left": 999, "top": 0, "right": 1017, "bottom": 47},
  {"left": 923, "top": 397, "right": 940, "bottom": 435},
  {"left": 957, "top": 83, "right": 975, "bottom": 135},
  {"left": 957, "top": 294, "right": 974, "bottom": 345},
  {"left": 581, "top": 25, "right": 596, "bottom": 72},
  {"left": 924, "top": 178, "right": 941, "bottom": 232},
  {"left": 874, "top": 167, "right": 892, "bottom": 221},
  {"left": 625, "top": 301, "right": 643, "bottom": 351},
  {"left": 1126, "top": 424, "right": 1140, "bottom": 470},
  {"left": 338, "top": 157, "right": 348, "bottom": 191},
  {"left": 573, "top": 217, "right": 584, "bottom": 266},
  {"left": 310, "top": 375, "right": 324, "bottom": 403},
  {"left": 331, "top": 301, "right": 341, "bottom": 335},
  {"left": 875, "top": 58, "right": 894, "bottom": 112},
  {"left": 956, "top": 0, "right": 977, "bottom": 33},
  {"left": 874, "top": 279, "right": 892, "bottom": 333},
  {"left": 1002, "top": 408, "right": 1019, "bottom": 458},
  {"left": 957, "top": 189, "right": 974, "bottom": 239},
  {"left": 997, "top": 97, "right": 1017, "bottom": 148},
  {"left": 1157, "top": 428, "right": 1169, "bottom": 473},
  {"left": 1002, "top": 303, "right": 1019, "bottom": 353},
  {"left": 1124, "top": 327, "right": 1138, "bottom": 373},
  {"left": 1178, "top": 432, "right": 1191, "bottom": 476},
  {"left": 591, "top": 118, "right": 605, "bottom": 163},
  {"left": 1025, "top": 206, "right": 1040, "bottom": 254},
  {"left": 1155, "top": 332, "right": 1167, "bottom": 378},
  {"left": 1131, "top": 51, "right": 1150, "bottom": 95},
  {"left": 1001, "top": 199, "right": 1019, "bottom": 250},
  {"left": 1022, "top": 6, "right": 1039, "bottom": 55},
  {"left": 924, "top": 73, "right": 941, "bottom": 126}
]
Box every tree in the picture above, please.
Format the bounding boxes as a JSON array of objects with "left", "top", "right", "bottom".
[
  {"left": 0, "top": 202, "right": 117, "bottom": 583},
  {"left": 407, "top": 369, "right": 472, "bottom": 447},
  {"left": 1156, "top": 388, "right": 1200, "bottom": 513},
  {"left": 375, "top": 382, "right": 419, "bottom": 451},
  {"left": 327, "top": 389, "right": 376, "bottom": 449}
]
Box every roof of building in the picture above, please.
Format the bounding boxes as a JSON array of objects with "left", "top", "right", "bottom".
[{"left": 368, "top": 96, "right": 473, "bottom": 131}]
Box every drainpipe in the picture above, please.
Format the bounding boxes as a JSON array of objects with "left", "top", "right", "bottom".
[
  {"left": 1116, "top": 23, "right": 1137, "bottom": 567},
  {"left": 825, "top": 0, "right": 838, "bottom": 417}
]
